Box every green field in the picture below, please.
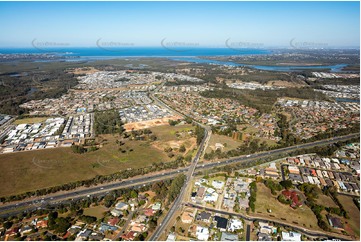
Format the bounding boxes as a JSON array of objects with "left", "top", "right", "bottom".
[
  {"left": 83, "top": 206, "right": 109, "bottom": 219},
  {"left": 338, "top": 195, "right": 360, "bottom": 239},
  {"left": 150, "top": 124, "right": 194, "bottom": 142},
  {"left": 253, "top": 183, "right": 320, "bottom": 230},
  {"left": 206, "top": 133, "right": 277, "bottom": 154},
  {"left": 0, "top": 124, "right": 194, "bottom": 197},
  {"left": 206, "top": 134, "right": 243, "bottom": 153},
  {"left": 14, "top": 117, "right": 50, "bottom": 125},
  {"left": 315, "top": 194, "right": 338, "bottom": 208}
]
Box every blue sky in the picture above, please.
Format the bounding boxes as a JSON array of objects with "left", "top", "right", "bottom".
[{"left": 0, "top": 1, "right": 359, "bottom": 48}]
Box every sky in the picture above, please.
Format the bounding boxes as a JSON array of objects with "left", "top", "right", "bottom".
[{"left": 0, "top": 1, "right": 359, "bottom": 48}]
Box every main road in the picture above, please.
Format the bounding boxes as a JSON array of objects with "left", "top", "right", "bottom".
[{"left": 148, "top": 83, "right": 213, "bottom": 241}]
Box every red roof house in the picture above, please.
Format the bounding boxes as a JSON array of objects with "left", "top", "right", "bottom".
[{"left": 282, "top": 190, "right": 302, "bottom": 208}]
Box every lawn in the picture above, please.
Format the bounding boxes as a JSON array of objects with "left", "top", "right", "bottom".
[
  {"left": 253, "top": 183, "right": 320, "bottom": 230},
  {"left": 238, "top": 125, "right": 278, "bottom": 146},
  {"left": 0, "top": 125, "right": 194, "bottom": 197},
  {"left": 83, "top": 206, "right": 109, "bottom": 219},
  {"left": 206, "top": 132, "right": 277, "bottom": 155},
  {"left": 206, "top": 134, "right": 243, "bottom": 153},
  {"left": 338, "top": 195, "right": 360, "bottom": 239},
  {"left": 150, "top": 124, "right": 194, "bottom": 142},
  {"left": 315, "top": 194, "right": 338, "bottom": 208},
  {"left": 14, "top": 117, "right": 50, "bottom": 125}
]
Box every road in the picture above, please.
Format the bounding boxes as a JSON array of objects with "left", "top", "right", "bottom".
[
  {"left": 0, "top": 133, "right": 358, "bottom": 219},
  {"left": 246, "top": 224, "right": 251, "bottom": 241},
  {"left": 114, "top": 210, "right": 135, "bottom": 240},
  {"left": 149, "top": 88, "right": 359, "bottom": 240},
  {"left": 149, "top": 126, "right": 211, "bottom": 241},
  {"left": 0, "top": 171, "right": 187, "bottom": 218},
  {"left": 199, "top": 133, "right": 359, "bottom": 171},
  {"left": 148, "top": 87, "right": 213, "bottom": 241},
  {"left": 185, "top": 202, "right": 352, "bottom": 241}
]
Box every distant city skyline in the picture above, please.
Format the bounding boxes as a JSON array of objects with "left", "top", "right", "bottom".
[{"left": 0, "top": 1, "right": 359, "bottom": 48}]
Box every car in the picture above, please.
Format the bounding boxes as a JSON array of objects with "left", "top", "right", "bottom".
[
  {"left": 100, "top": 187, "right": 104, "bottom": 190},
  {"left": 246, "top": 155, "right": 251, "bottom": 157}
]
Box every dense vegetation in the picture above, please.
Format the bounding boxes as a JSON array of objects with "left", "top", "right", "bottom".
[
  {"left": 0, "top": 71, "right": 78, "bottom": 115},
  {"left": 94, "top": 110, "right": 125, "bottom": 135},
  {"left": 195, "top": 124, "right": 205, "bottom": 145},
  {"left": 248, "top": 181, "right": 257, "bottom": 213},
  {"left": 0, "top": 181, "right": 170, "bottom": 240},
  {"left": 151, "top": 174, "right": 186, "bottom": 206},
  {"left": 200, "top": 87, "right": 330, "bottom": 113}
]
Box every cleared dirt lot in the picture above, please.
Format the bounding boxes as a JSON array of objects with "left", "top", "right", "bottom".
[{"left": 124, "top": 116, "right": 182, "bottom": 131}]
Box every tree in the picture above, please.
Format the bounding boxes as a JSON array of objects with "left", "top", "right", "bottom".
[
  {"left": 71, "top": 145, "right": 86, "bottom": 154},
  {"left": 4, "top": 221, "right": 13, "bottom": 229},
  {"left": 148, "top": 218, "right": 157, "bottom": 231},
  {"left": 279, "top": 180, "right": 293, "bottom": 189},
  {"left": 79, "top": 215, "right": 97, "bottom": 224},
  {"left": 54, "top": 217, "right": 71, "bottom": 234},
  {"left": 130, "top": 190, "right": 138, "bottom": 198},
  {"left": 195, "top": 125, "right": 205, "bottom": 145},
  {"left": 179, "top": 145, "right": 186, "bottom": 153}
]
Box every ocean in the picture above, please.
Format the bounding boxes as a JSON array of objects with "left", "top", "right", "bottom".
[
  {"left": 0, "top": 47, "right": 348, "bottom": 72},
  {"left": 0, "top": 47, "right": 269, "bottom": 57}
]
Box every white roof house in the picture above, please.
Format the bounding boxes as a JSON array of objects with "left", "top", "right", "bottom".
[
  {"left": 212, "top": 180, "right": 225, "bottom": 189},
  {"left": 115, "top": 202, "right": 129, "bottom": 211},
  {"left": 282, "top": 231, "right": 302, "bottom": 241},
  {"left": 204, "top": 193, "right": 218, "bottom": 203},
  {"left": 166, "top": 233, "right": 176, "bottom": 241},
  {"left": 228, "top": 219, "right": 243, "bottom": 232},
  {"left": 196, "top": 226, "right": 209, "bottom": 241}
]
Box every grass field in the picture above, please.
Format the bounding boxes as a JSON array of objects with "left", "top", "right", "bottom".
[
  {"left": 238, "top": 125, "right": 278, "bottom": 146},
  {"left": 206, "top": 132, "right": 277, "bottom": 155},
  {"left": 253, "top": 183, "right": 320, "bottom": 230},
  {"left": 315, "top": 194, "right": 338, "bottom": 208},
  {"left": 83, "top": 206, "right": 109, "bottom": 219},
  {"left": 338, "top": 195, "right": 360, "bottom": 239},
  {"left": 206, "top": 134, "right": 243, "bottom": 153},
  {"left": 14, "top": 117, "right": 50, "bottom": 125},
  {"left": 0, "top": 124, "right": 194, "bottom": 197},
  {"left": 150, "top": 124, "right": 194, "bottom": 142}
]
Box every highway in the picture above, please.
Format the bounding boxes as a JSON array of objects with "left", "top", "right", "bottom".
[
  {"left": 199, "top": 133, "right": 359, "bottom": 170},
  {"left": 0, "top": 169, "right": 188, "bottom": 218},
  {"left": 0, "top": 133, "right": 358, "bottom": 219}
]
